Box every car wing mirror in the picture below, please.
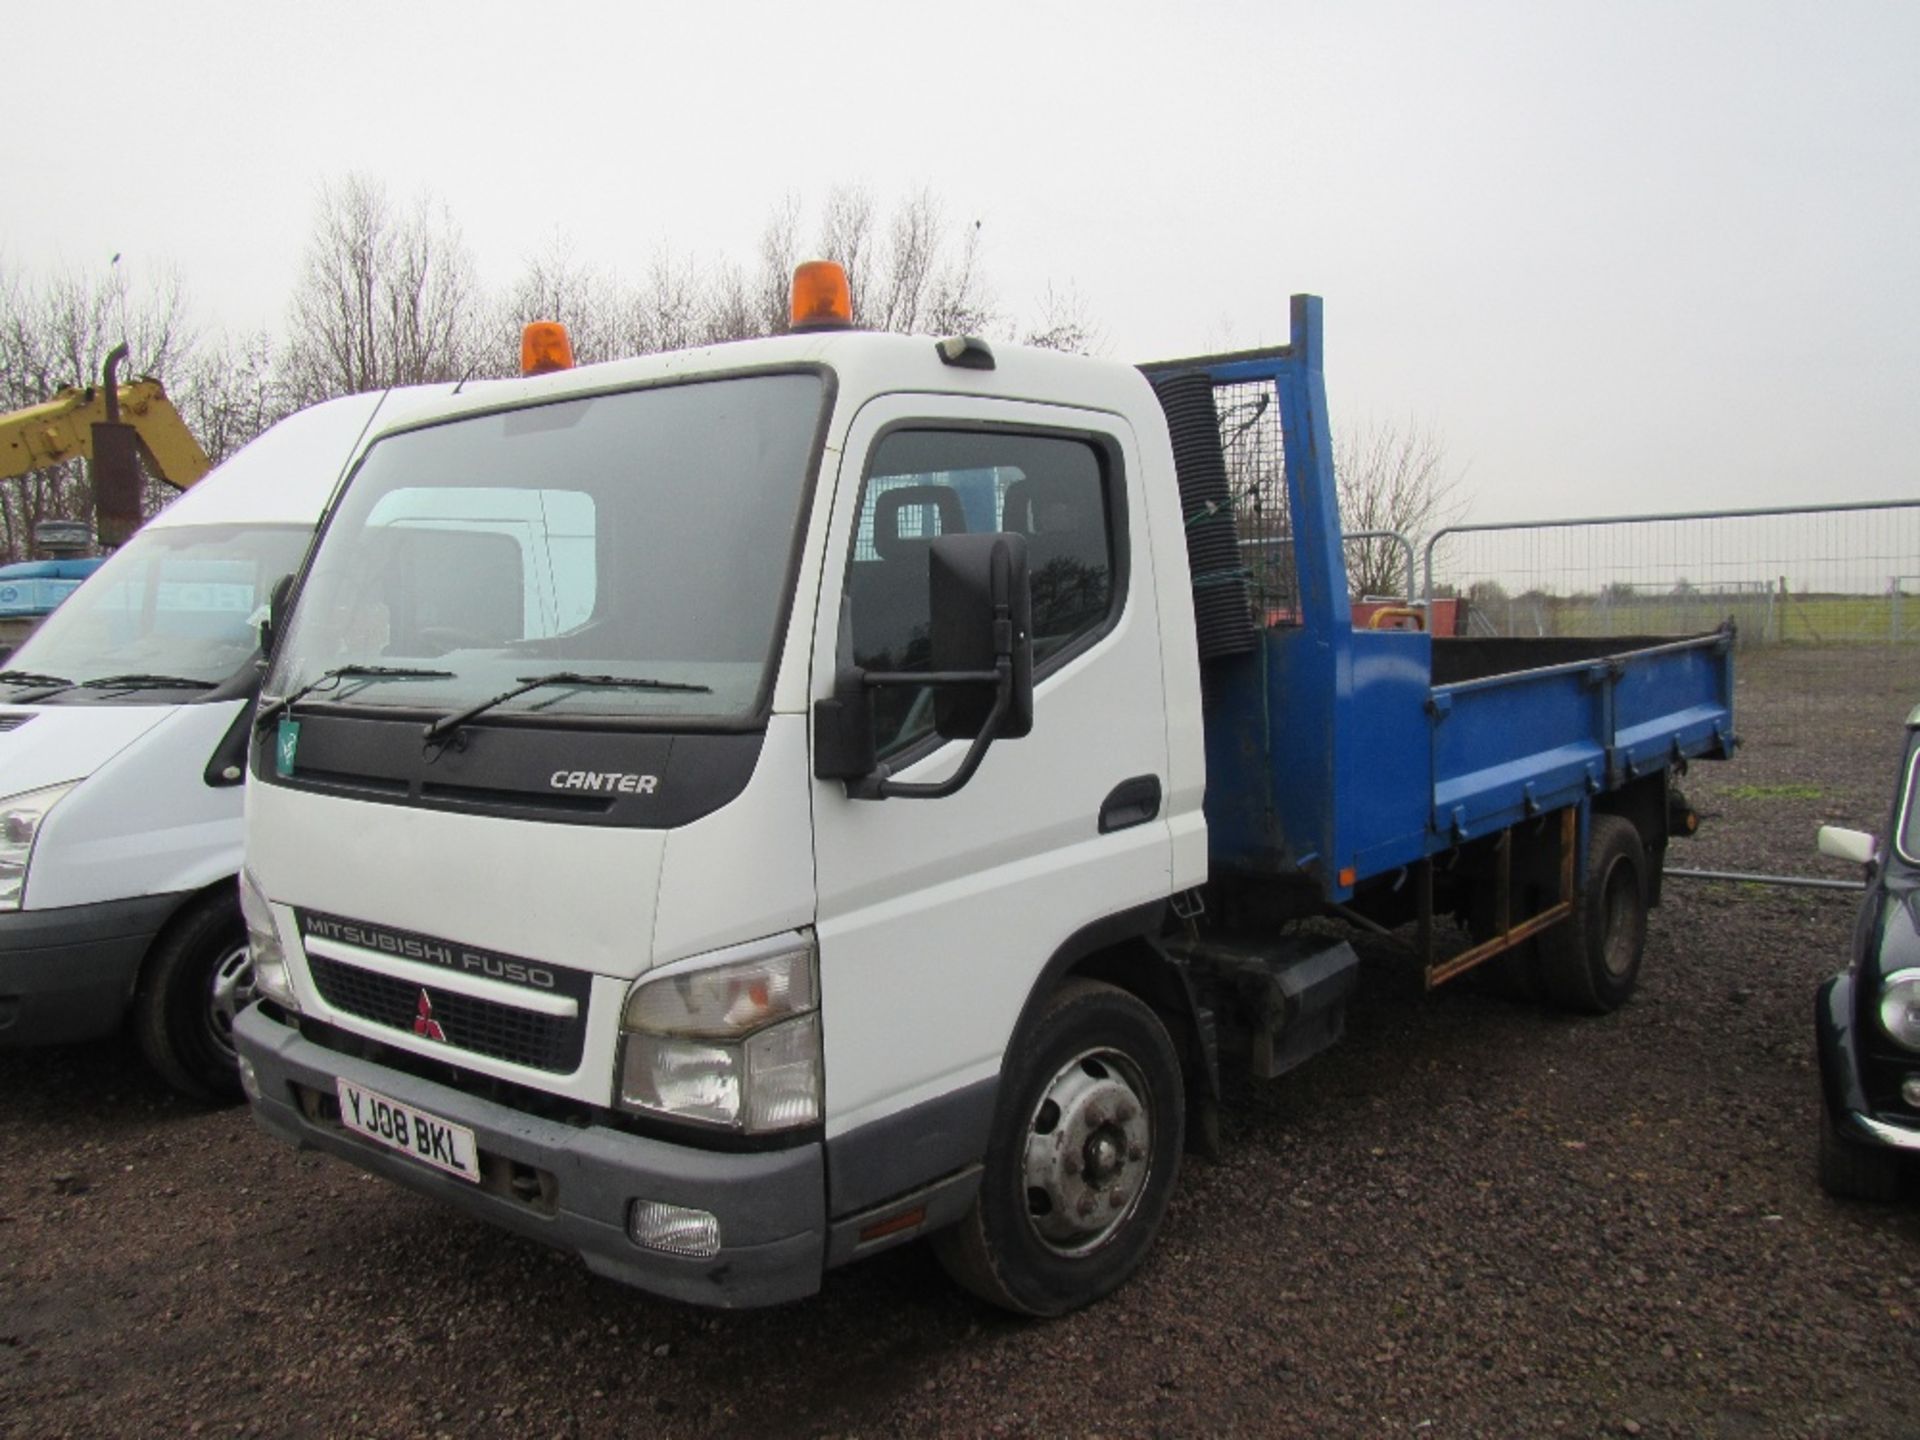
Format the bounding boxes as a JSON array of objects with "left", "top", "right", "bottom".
[{"left": 1817, "top": 825, "right": 1877, "bottom": 866}]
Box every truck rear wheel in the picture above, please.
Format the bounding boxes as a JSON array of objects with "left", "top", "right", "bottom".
[
  {"left": 933, "top": 979, "right": 1184, "bottom": 1316},
  {"left": 132, "top": 893, "right": 251, "bottom": 1103},
  {"left": 1539, "top": 814, "right": 1647, "bottom": 1014}
]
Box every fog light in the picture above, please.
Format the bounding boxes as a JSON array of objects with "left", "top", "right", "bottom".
[
  {"left": 237, "top": 1055, "right": 261, "bottom": 1103},
  {"left": 1902, "top": 1077, "right": 1920, "bottom": 1109},
  {"left": 628, "top": 1199, "right": 720, "bottom": 1258}
]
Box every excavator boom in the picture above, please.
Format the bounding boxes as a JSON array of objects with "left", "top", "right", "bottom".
[{"left": 0, "top": 376, "right": 211, "bottom": 489}]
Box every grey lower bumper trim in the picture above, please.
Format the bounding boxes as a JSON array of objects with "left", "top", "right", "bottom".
[
  {"left": 0, "top": 890, "right": 189, "bottom": 1045},
  {"left": 236, "top": 1006, "right": 826, "bottom": 1309}
]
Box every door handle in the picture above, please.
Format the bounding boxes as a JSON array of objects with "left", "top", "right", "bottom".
[{"left": 1099, "top": 775, "right": 1162, "bottom": 834}]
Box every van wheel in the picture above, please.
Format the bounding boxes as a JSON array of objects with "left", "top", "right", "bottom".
[
  {"left": 1539, "top": 814, "right": 1647, "bottom": 1014},
  {"left": 933, "top": 979, "right": 1184, "bottom": 1316},
  {"left": 133, "top": 894, "right": 251, "bottom": 1103}
]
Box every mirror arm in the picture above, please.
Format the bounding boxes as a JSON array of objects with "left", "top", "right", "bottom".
[{"left": 856, "top": 657, "right": 1012, "bottom": 801}]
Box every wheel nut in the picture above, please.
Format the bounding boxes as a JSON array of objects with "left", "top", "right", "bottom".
[
  {"left": 1128, "top": 1144, "right": 1144, "bottom": 1162},
  {"left": 1109, "top": 1187, "right": 1125, "bottom": 1209},
  {"left": 1077, "top": 1196, "right": 1096, "bottom": 1218},
  {"left": 1115, "top": 1104, "right": 1135, "bottom": 1124},
  {"left": 1064, "top": 1156, "right": 1081, "bottom": 1176}
]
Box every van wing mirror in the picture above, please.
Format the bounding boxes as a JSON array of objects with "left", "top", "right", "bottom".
[
  {"left": 811, "top": 533, "right": 1033, "bottom": 800},
  {"left": 260, "top": 572, "right": 295, "bottom": 656}
]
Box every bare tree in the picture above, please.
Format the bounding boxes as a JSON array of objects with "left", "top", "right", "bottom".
[
  {"left": 1019, "top": 281, "right": 1101, "bottom": 354},
  {"left": 502, "top": 231, "right": 623, "bottom": 368},
  {"left": 815, "top": 185, "right": 873, "bottom": 324},
  {"left": 869, "top": 190, "right": 939, "bottom": 333},
  {"left": 700, "top": 259, "right": 764, "bottom": 345},
  {"left": 175, "top": 329, "right": 285, "bottom": 467},
  {"left": 624, "top": 249, "right": 705, "bottom": 354},
  {"left": 1334, "top": 418, "right": 1462, "bottom": 600},
  {"left": 756, "top": 194, "right": 804, "bottom": 336},
  {"left": 284, "top": 176, "right": 486, "bottom": 404}
]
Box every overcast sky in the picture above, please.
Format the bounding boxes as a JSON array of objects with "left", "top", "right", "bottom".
[{"left": 8, "top": 0, "right": 1917, "bottom": 523}]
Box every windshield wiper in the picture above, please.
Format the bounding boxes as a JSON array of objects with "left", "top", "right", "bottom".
[
  {"left": 423, "top": 671, "right": 712, "bottom": 743},
  {"left": 255, "top": 665, "right": 456, "bottom": 729},
  {"left": 0, "top": 669, "right": 73, "bottom": 689},
  {"left": 80, "top": 673, "right": 217, "bottom": 691}
]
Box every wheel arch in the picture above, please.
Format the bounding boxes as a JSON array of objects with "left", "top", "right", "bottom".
[
  {"left": 134, "top": 873, "right": 243, "bottom": 985},
  {"left": 1003, "top": 899, "right": 1220, "bottom": 1152}
]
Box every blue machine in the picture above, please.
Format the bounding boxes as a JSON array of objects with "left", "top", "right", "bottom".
[{"left": 0, "top": 558, "right": 105, "bottom": 619}]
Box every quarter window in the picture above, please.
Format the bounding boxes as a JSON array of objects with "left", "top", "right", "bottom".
[{"left": 847, "top": 429, "right": 1118, "bottom": 756}]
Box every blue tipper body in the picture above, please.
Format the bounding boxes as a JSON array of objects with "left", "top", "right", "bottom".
[{"left": 1163, "top": 297, "right": 1735, "bottom": 903}]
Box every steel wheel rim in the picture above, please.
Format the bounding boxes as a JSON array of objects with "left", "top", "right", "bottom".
[
  {"left": 1020, "top": 1046, "right": 1154, "bottom": 1257},
  {"left": 206, "top": 943, "right": 256, "bottom": 1060},
  {"left": 1599, "top": 857, "right": 1639, "bottom": 978}
]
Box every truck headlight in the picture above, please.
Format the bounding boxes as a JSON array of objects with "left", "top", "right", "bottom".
[
  {"left": 1880, "top": 969, "right": 1920, "bottom": 1051},
  {"left": 619, "top": 932, "right": 821, "bottom": 1133},
  {"left": 240, "top": 867, "right": 299, "bottom": 1013},
  {"left": 0, "top": 781, "right": 77, "bottom": 911}
]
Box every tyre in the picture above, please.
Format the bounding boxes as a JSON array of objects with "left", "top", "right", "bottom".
[
  {"left": 933, "top": 979, "right": 1184, "bottom": 1316},
  {"left": 1818, "top": 1105, "right": 1905, "bottom": 1202},
  {"left": 1539, "top": 814, "right": 1647, "bottom": 1014},
  {"left": 132, "top": 894, "right": 253, "bottom": 1103}
]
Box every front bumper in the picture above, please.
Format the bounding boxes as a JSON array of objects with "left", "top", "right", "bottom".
[
  {"left": 0, "top": 891, "right": 186, "bottom": 1046},
  {"left": 1816, "top": 971, "right": 1920, "bottom": 1154},
  {"left": 235, "top": 1005, "right": 827, "bottom": 1308}
]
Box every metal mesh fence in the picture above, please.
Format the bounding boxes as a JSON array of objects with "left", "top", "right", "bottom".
[
  {"left": 1425, "top": 500, "right": 1920, "bottom": 877},
  {"left": 1212, "top": 379, "right": 1297, "bottom": 622},
  {"left": 1425, "top": 502, "right": 1920, "bottom": 653}
]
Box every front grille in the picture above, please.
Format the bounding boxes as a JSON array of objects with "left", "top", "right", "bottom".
[{"left": 307, "top": 954, "right": 586, "bottom": 1074}]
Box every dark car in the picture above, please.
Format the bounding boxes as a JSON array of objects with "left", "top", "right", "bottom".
[{"left": 1815, "top": 703, "right": 1920, "bottom": 1199}]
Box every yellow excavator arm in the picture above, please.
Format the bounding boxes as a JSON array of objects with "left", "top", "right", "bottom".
[{"left": 0, "top": 375, "right": 211, "bottom": 489}]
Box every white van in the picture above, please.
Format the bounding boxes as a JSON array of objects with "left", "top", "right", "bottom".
[{"left": 0, "top": 385, "right": 459, "bottom": 1098}]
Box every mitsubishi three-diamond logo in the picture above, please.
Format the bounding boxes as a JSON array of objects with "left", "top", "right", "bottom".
[{"left": 412, "top": 989, "right": 447, "bottom": 1042}]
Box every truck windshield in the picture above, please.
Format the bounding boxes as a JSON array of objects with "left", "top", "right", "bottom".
[
  {"left": 265, "top": 372, "right": 824, "bottom": 726},
  {"left": 7, "top": 522, "right": 312, "bottom": 689}
]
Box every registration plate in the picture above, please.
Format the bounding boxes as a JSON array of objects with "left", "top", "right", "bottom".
[{"left": 336, "top": 1079, "right": 480, "bottom": 1184}]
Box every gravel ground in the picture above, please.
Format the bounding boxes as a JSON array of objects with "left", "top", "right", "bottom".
[{"left": 2, "top": 649, "right": 1917, "bottom": 1439}]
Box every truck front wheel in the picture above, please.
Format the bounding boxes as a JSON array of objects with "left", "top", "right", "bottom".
[
  {"left": 933, "top": 979, "right": 1184, "bottom": 1316},
  {"left": 132, "top": 893, "right": 252, "bottom": 1103},
  {"left": 1539, "top": 813, "right": 1648, "bottom": 1014}
]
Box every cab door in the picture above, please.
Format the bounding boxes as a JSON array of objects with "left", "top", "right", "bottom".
[{"left": 809, "top": 393, "right": 1173, "bottom": 1170}]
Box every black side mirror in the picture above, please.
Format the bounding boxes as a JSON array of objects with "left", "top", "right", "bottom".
[
  {"left": 260, "top": 572, "right": 295, "bottom": 657},
  {"left": 931, "top": 532, "right": 1034, "bottom": 742},
  {"left": 812, "top": 532, "right": 1033, "bottom": 799}
]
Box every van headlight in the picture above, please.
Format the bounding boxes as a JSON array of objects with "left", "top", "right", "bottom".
[
  {"left": 1880, "top": 968, "right": 1920, "bottom": 1051},
  {"left": 240, "top": 866, "right": 298, "bottom": 1013},
  {"left": 0, "top": 781, "right": 77, "bottom": 910},
  {"left": 619, "top": 932, "right": 821, "bottom": 1133}
]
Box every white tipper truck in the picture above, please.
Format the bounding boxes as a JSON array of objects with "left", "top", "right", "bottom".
[{"left": 234, "top": 268, "right": 1728, "bottom": 1312}]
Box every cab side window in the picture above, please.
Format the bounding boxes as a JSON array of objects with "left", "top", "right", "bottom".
[{"left": 847, "top": 429, "right": 1118, "bottom": 757}]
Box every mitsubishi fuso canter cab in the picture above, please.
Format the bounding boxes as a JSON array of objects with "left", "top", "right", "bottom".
[
  {"left": 236, "top": 268, "right": 1731, "bottom": 1314},
  {"left": 0, "top": 385, "right": 463, "bottom": 1099}
]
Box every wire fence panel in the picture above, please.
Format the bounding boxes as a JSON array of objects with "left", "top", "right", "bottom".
[{"left": 1425, "top": 499, "right": 1920, "bottom": 879}]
